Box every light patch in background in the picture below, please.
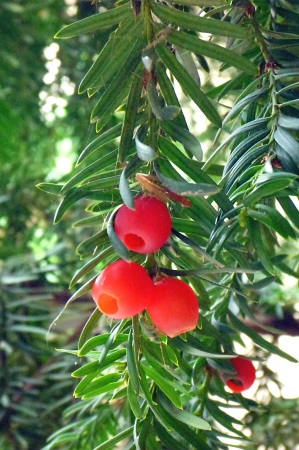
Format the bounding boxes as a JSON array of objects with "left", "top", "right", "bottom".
[
  {"left": 65, "top": 0, "right": 78, "bottom": 17},
  {"left": 268, "top": 336, "right": 299, "bottom": 398},
  {"left": 47, "top": 138, "right": 76, "bottom": 180}
]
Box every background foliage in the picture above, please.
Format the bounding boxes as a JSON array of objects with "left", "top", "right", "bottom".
[{"left": 1, "top": 0, "right": 299, "bottom": 449}]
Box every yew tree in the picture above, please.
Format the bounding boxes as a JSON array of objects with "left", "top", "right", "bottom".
[{"left": 38, "top": 0, "right": 299, "bottom": 448}]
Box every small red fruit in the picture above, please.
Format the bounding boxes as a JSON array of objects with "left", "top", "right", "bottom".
[
  {"left": 114, "top": 195, "right": 172, "bottom": 254},
  {"left": 147, "top": 277, "right": 199, "bottom": 338},
  {"left": 91, "top": 260, "right": 153, "bottom": 320},
  {"left": 225, "top": 357, "right": 256, "bottom": 393}
]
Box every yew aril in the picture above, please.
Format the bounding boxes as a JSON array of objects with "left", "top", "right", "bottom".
[
  {"left": 91, "top": 260, "right": 153, "bottom": 320},
  {"left": 225, "top": 357, "right": 256, "bottom": 393},
  {"left": 147, "top": 277, "right": 199, "bottom": 338},
  {"left": 114, "top": 195, "right": 172, "bottom": 254}
]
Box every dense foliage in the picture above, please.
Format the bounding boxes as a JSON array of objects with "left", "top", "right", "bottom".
[{"left": 1, "top": 0, "right": 299, "bottom": 449}]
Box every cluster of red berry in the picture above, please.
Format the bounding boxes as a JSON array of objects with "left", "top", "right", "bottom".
[
  {"left": 91, "top": 194, "right": 256, "bottom": 390},
  {"left": 91, "top": 194, "right": 199, "bottom": 338}
]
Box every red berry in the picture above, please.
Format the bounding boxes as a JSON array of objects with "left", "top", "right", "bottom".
[
  {"left": 226, "top": 357, "right": 256, "bottom": 393},
  {"left": 147, "top": 277, "right": 199, "bottom": 338},
  {"left": 91, "top": 260, "right": 153, "bottom": 320},
  {"left": 114, "top": 195, "right": 172, "bottom": 254}
]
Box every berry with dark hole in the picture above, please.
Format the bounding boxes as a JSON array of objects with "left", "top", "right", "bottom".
[
  {"left": 147, "top": 277, "right": 199, "bottom": 338},
  {"left": 114, "top": 195, "right": 172, "bottom": 254},
  {"left": 91, "top": 260, "right": 153, "bottom": 319},
  {"left": 225, "top": 357, "right": 256, "bottom": 393}
]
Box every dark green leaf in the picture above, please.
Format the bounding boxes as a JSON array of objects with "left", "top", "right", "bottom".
[
  {"left": 91, "top": 60, "right": 142, "bottom": 132},
  {"left": 228, "top": 311, "right": 298, "bottom": 362},
  {"left": 107, "top": 207, "right": 130, "bottom": 259},
  {"left": 61, "top": 149, "right": 118, "bottom": 193},
  {"left": 78, "top": 308, "right": 102, "bottom": 351},
  {"left": 154, "top": 162, "right": 220, "bottom": 196},
  {"left": 55, "top": 4, "right": 131, "bottom": 38},
  {"left": 278, "top": 196, "right": 299, "bottom": 230},
  {"left": 79, "top": 15, "right": 143, "bottom": 92},
  {"left": 223, "top": 88, "right": 269, "bottom": 124},
  {"left": 246, "top": 216, "right": 275, "bottom": 275},
  {"left": 119, "top": 154, "right": 141, "bottom": 208},
  {"left": 157, "top": 392, "right": 211, "bottom": 431},
  {"left": 93, "top": 426, "right": 134, "bottom": 450},
  {"left": 152, "top": 2, "right": 249, "bottom": 38},
  {"left": 127, "top": 380, "right": 144, "bottom": 419},
  {"left": 167, "top": 29, "right": 256, "bottom": 74},
  {"left": 156, "top": 43, "right": 222, "bottom": 127},
  {"left": 77, "top": 123, "right": 122, "bottom": 165},
  {"left": 206, "top": 401, "right": 245, "bottom": 437},
  {"left": 154, "top": 420, "right": 185, "bottom": 450},
  {"left": 82, "top": 381, "right": 123, "bottom": 399},
  {"left": 72, "top": 349, "right": 127, "bottom": 378},
  {"left": 274, "top": 127, "right": 299, "bottom": 164},
  {"left": 76, "top": 229, "right": 109, "bottom": 257},
  {"left": 81, "top": 372, "right": 122, "bottom": 395},
  {"left": 71, "top": 247, "right": 114, "bottom": 286},
  {"left": 160, "top": 121, "right": 203, "bottom": 161},
  {"left": 244, "top": 177, "right": 297, "bottom": 206},
  {"left": 156, "top": 63, "right": 188, "bottom": 128},
  {"left": 127, "top": 329, "right": 140, "bottom": 394},
  {"left": 203, "top": 118, "right": 269, "bottom": 171},
  {"left": 142, "top": 364, "right": 182, "bottom": 409},
  {"left": 247, "top": 204, "right": 296, "bottom": 239},
  {"left": 172, "top": 336, "right": 234, "bottom": 359},
  {"left": 278, "top": 113, "right": 299, "bottom": 130},
  {"left": 118, "top": 71, "right": 143, "bottom": 163},
  {"left": 36, "top": 182, "right": 63, "bottom": 195},
  {"left": 158, "top": 136, "right": 232, "bottom": 212},
  {"left": 147, "top": 79, "right": 180, "bottom": 121},
  {"left": 78, "top": 333, "right": 128, "bottom": 357}
]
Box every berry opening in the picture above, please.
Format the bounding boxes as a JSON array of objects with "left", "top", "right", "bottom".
[
  {"left": 98, "top": 294, "right": 118, "bottom": 315},
  {"left": 114, "top": 195, "right": 172, "bottom": 254},
  {"left": 226, "top": 379, "right": 244, "bottom": 393},
  {"left": 123, "top": 233, "right": 145, "bottom": 250},
  {"left": 225, "top": 357, "right": 256, "bottom": 392}
]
